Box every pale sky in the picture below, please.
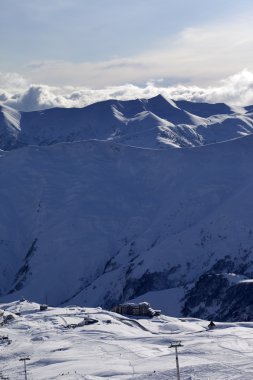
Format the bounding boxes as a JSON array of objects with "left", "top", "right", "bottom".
[{"left": 1, "top": 0, "right": 253, "bottom": 88}]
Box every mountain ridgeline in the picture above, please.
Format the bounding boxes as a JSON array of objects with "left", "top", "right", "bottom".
[
  {"left": 1, "top": 94, "right": 253, "bottom": 150},
  {"left": 1, "top": 95, "right": 253, "bottom": 321}
]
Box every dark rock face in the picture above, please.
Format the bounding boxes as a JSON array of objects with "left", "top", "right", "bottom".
[
  {"left": 182, "top": 273, "right": 231, "bottom": 320},
  {"left": 182, "top": 254, "right": 253, "bottom": 321},
  {"left": 219, "top": 282, "right": 253, "bottom": 321},
  {"left": 182, "top": 273, "right": 253, "bottom": 321},
  {"left": 122, "top": 266, "right": 181, "bottom": 301}
]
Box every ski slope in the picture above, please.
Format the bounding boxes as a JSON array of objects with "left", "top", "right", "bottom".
[{"left": 1, "top": 301, "right": 253, "bottom": 379}]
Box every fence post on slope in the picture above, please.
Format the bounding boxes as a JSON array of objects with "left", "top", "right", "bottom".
[{"left": 169, "top": 341, "right": 183, "bottom": 380}]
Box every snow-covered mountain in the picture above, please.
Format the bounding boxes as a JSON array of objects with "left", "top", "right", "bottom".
[
  {"left": 1, "top": 95, "right": 253, "bottom": 150},
  {"left": 1, "top": 95, "right": 253, "bottom": 321}
]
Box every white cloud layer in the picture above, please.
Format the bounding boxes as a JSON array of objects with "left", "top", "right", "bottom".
[
  {"left": 1, "top": 70, "right": 253, "bottom": 111},
  {"left": 14, "top": 9, "right": 253, "bottom": 90},
  {"left": 1, "top": 6, "right": 253, "bottom": 111}
]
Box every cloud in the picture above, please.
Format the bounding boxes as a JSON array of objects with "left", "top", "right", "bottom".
[
  {"left": 1, "top": 70, "right": 253, "bottom": 112},
  {"left": 15, "top": 7, "right": 253, "bottom": 89},
  {"left": 1, "top": 5, "right": 252, "bottom": 109},
  {"left": 0, "top": 72, "right": 28, "bottom": 90},
  {"left": 6, "top": 85, "right": 61, "bottom": 111}
]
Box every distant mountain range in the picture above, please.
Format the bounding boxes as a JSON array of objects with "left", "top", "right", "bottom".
[
  {"left": 1, "top": 95, "right": 253, "bottom": 151},
  {"left": 1, "top": 95, "right": 253, "bottom": 321}
]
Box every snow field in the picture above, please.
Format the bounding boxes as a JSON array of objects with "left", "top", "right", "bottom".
[{"left": 1, "top": 301, "right": 253, "bottom": 379}]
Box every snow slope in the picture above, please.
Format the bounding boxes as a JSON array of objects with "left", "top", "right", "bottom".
[
  {"left": 0, "top": 105, "right": 21, "bottom": 149},
  {"left": 1, "top": 95, "right": 253, "bottom": 150},
  {"left": 1, "top": 300, "right": 253, "bottom": 379},
  {"left": 1, "top": 130, "right": 253, "bottom": 320}
]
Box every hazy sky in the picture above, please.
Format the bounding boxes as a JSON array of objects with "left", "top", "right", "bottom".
[{"left": 1, "top": 0, "right": 253, "bottom": 88}]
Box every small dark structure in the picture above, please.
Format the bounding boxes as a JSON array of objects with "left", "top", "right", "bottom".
[
  {"left": 112, "top": 302, "right": 161, "bottom": 318},
  {"left": 39, "top": 304, "right": 48, "bottom": 312},
  {"left": 81, "top": 317, "right": 98, "bottom": 326},
  {"left": 66, "top": 316, "right": 98, "bottom": 329},
  {"left": 208, "top": 321, "right": 216, "bottom": 329}
]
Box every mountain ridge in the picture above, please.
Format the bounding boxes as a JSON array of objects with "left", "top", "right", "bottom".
[{"left": 1, "top": 94, "right": 253, "bottom": 151}]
